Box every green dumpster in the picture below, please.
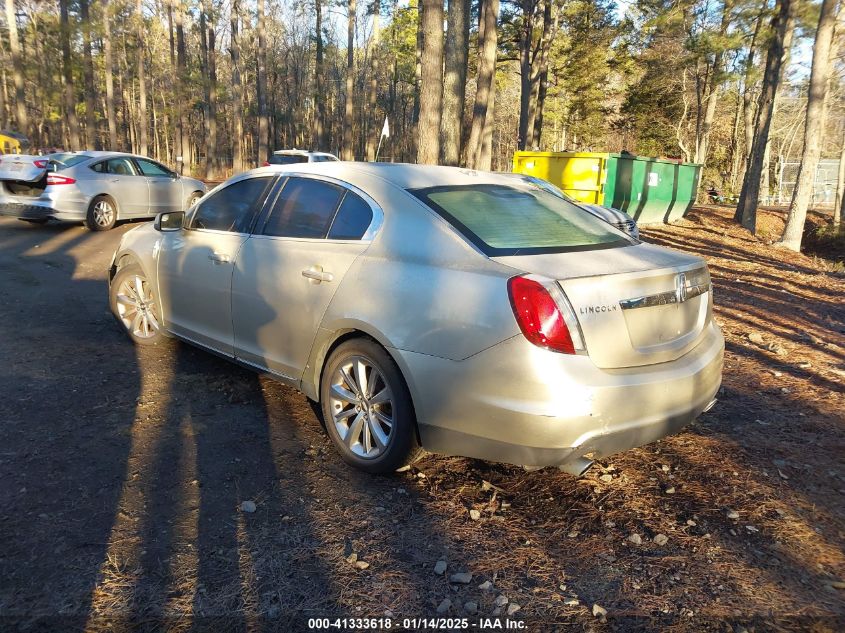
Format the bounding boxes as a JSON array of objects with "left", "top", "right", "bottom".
[{"left": 512, "top": 151, "right": 702, "bottom": 224}]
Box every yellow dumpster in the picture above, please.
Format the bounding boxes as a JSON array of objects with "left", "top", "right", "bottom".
[
  {"left": 512, "top": 151, "right": 608, "bottom": 204},
  {"left": 0, "top": 130, "right": 28, "bottom": 154}
]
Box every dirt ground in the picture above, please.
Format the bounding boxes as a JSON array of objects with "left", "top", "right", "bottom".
[{"left": 0, "top": 205, "right": 842, "bottom": 633}]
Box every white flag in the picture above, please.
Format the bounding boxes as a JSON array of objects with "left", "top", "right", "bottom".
[{"left": 380, "top": 117, "right": 390, "bottom": 139}]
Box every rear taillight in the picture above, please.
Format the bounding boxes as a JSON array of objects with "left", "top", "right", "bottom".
[
  {"left": 46, "top": 174, "right": 76, "bottom": 185},
  {"left": 508, "top": 276, "right": 584, "bottom": 354},
  {"left": 261, "top": 161, "right": 270, "bottom": 167},
  {"left": 33, "top": 159, "right": 48, "bottom": 168}
]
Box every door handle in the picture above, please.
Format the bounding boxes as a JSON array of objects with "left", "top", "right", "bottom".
[
  {"left": 208, "top": 252, "right": 231, "bottom": 264},
  {"left": 301, "top": 266, "right": 334, "bottom": 283}
]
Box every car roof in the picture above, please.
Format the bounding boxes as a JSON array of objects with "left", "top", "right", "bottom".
[{"left": 245, "top": 162, "right": 517, "bottom": 190}]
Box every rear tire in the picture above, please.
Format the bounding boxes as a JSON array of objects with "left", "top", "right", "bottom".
[
  {"left": 109, "top": 264, "right": 165, "bottom": 346},
  {"left": 320, "top": 339, "right": 421, "bottom": 474},
  {"left": 85, "top": 195, "right": 117, "bottom": 231},
  {"left": 186, "top": 191, "right": 203, "bottom": 210}
]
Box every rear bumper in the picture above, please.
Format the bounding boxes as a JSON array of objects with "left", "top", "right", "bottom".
[
  {"left": 0, "top": 198, "right": 86, "bottom": 222},
  {"left": 394, "top": 321, "right": 724, "bottom": 468}
]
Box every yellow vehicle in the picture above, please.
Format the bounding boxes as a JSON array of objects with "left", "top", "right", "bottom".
[{"left": 0, "top": 130, "right": 29, "bottom": 155}]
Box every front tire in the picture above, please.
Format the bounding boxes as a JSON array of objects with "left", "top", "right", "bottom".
[
  {"left": 109, "top": 264, "right": 164, "bottom": 346},
  {"left": 320, "top": 339, "right": 420, "bottom": 474},
  {"left": 86, "top": 195, "right": 117, "bottom": 231}
]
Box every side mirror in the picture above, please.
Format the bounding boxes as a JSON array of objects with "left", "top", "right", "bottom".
[{"left": 154, "top": 211, "right": 184, "bottom": 232}]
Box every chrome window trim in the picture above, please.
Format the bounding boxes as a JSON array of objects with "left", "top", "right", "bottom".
[
  {"left": 256, "top": 171, "right": 384, "bottom": 242},
  {"left": 185, "top": 172, "right": 279, "bottom": 235}
]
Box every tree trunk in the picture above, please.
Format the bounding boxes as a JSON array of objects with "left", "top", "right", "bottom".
[
  {"left": 693, "top": 0, "right": 732, "bottom": 165},
  {"left": 342, "top": 0, "right": 357, "bottom": 160},
  {"left": 4, "top": 0, "right": 27, "bottom": 137},
  {"left": 231, "top": 0, "right": 244, "bottom": 173},
  {"left": 257, "top": 0, "right": 269, "bottom": 163},
  {"left": 778, "top": 0, "right": 840, "bottom": 250},
  {"left": 200, "top": 0, "right": 217, "bottom": 178},
  {"left": 59, "top": 0, "right": 80, "bottom": 150},
  {"left": 314, "top": 0, "right": 327, "bottom": 150},
  {"left": 79, "top": 0, "right": 96, "bottom": 148},
  {"left": 135, "top": 0, "right": 148, "bottom": 155},
  {"left": 528, "top": 0, "right": 554, "bottom": 149},
  {"left": 517, "top": 0, "right": 539, "bottom": 151},
  {"left": 466, "top": 0, "right": 499, "bottom": 170},
  {"left": 417, "top": 0, "right": 443, "bottom": 164},
  {"left": 440, "top": 0, "right": 469, "bottom": 165},
  {"left": 176, "top": 0, "right": 191, "bottom": 171},
  {"left": 734, "top": 0, "right": 794, "bottom": 231},
  {"left": 834, "top": 127, "right": 845, "bottom": 230},
  {"left": 365, "top": 3, "right": 382, "bottom": 161},
  {"left": 412, "top": 0, "right": 422, "bottom": 159}
]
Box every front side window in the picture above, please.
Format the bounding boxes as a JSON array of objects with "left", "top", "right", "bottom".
[
  {"left": 262, "top": 177, "right": 345, "bottom": 239},
  {"left": 410, "top": 183, "right": 633, "bottom": 256},
  {"left": 190, "top": 176, "right": 274, "bottom": 233},
  {"left": 135, "top": 158, "right": 173, "bottom": 176}
]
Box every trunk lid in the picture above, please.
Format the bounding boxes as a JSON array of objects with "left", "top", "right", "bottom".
[
  {"left": 0, "top": 154, "right": 48, "bottom": 183},
  {"left": 494, "top": 243, "right": 713, "bottom": 369}
]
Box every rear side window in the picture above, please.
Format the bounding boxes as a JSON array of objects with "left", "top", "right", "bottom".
[
  {"left": 262, "top": 177, "right": 345, "bottom": 238},
  {"left": 50, "top": 153, "right": 92, "bottom": 170},
  {"left": 328, "top": 191, "right": 373, "bottom": 240},
  {"left": 268, "top": 154, "right": 308, "bottom": 165},
  {"left": 190, "top": 176, "right": 274, "bottom": 233},
  {"left": 410, "top": 184, "right": 632, "bottom": 256}
]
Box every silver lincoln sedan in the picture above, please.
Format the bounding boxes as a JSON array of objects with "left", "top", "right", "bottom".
[
  {"left": 0, "top": 151, "right": 206, "bottom": 230},
  {"left": 108, "top": 163, "right": 723, "bottom": 474}
]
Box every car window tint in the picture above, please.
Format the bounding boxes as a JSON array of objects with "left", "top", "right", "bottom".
[
  {"left": 327, "top": 191, "right": 373, "bottom": 240},
  {"left": 191, "top": 176, "right": 274, "bottom": 233},
  {"left": 106, "top": 157, "right": 138, "bottom": 176},
  {"left": 263, "top": 177, "right": 344, "bottom": 239},
  {"left": 411, "top": 184, "right": 631, "bottom": 256},
  {"left": 135, "top": 158, "right": 172, "bottom": 176},
  {"left": 268, "top": 154, "right": 308, "bottom": 165},
  {"left": 90, "top": 161, "right": 107, "bottom": 173},
  {"left": 50, "top": 153, "right": 93, "bottom": 170}
]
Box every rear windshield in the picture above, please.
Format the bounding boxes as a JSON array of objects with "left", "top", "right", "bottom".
[
  {"left": 410, "top": 183, "right": 633, "bottom": 256},
  {"left": 269, "top": 154, "right": 309, "bottom": 165},
  {"left": 49, "top": 153, "right": 92, "bottom": 170}
]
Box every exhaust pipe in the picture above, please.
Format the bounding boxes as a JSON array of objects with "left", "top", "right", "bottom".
[
  {"left": 702, "top": 398, "right": 718, "bottom": 413},
  {"left": 559, "top": 456, "right": 594, "bottom": 477}
]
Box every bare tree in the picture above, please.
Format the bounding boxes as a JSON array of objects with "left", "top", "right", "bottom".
[
  {"left": 778, "top": 0, "right": 840, "bottom": 250},
  {"left": 176, "top": 0, "right": 191, "bottom": 168},
  {"left": 231, "top": 0, "right": 244, "bottom": 173},
  {"left": 314, "top": 0, "right": 327, "bottom": 150},
  {"left": 441, "top": 0, "right": 470, "bottom": 165},
  {"left": 734, "top": 0, "right": 795, "bottom": 232},
  {"left": 365, "top": 1, "right": 382, "bottom": 161},
  {"left": 257, "top": 0, "right": 268, "bottom": 162},
  {"left": 693, "top": 0, "right": 733, "bottom": 165},
  {"left": 466, "top": 0, "right": 499, "bottom": 169},
  {"left": 79, "top": 0, "right": 96, "bottom": 148},
  {"left": 59, "top": 0, "right": 81, "bottom": 150},
  {"left": 417, "top": 0, "right": 444, "bottom": 164},
  {"left": 343, "top": 0, "right": 357, "bottom": 160},
  {"left": 135, "top": 0, "right": 148, "bottom": 154},
  {"left": 4, "top": 0, "right": 27, "bottom": 137}
]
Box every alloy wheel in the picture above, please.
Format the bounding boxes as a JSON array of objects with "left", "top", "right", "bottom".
[
  {"left": 328, "top": 356, "right": 394, "bottom": 458},
  {"left": 114, "top": 274, "right": 160, "bottom": 339},
  {"left": 93, "top": 200, "right": 115, "bottom": 227}
]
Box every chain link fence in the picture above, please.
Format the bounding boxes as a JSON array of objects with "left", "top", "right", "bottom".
[{"left": 777, "top": 159, "right": 841, "bottom": 207}]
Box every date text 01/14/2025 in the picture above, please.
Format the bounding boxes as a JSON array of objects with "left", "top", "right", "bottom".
[{"left": 307, "top": 617, "right": 527, "bottom": 630}]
